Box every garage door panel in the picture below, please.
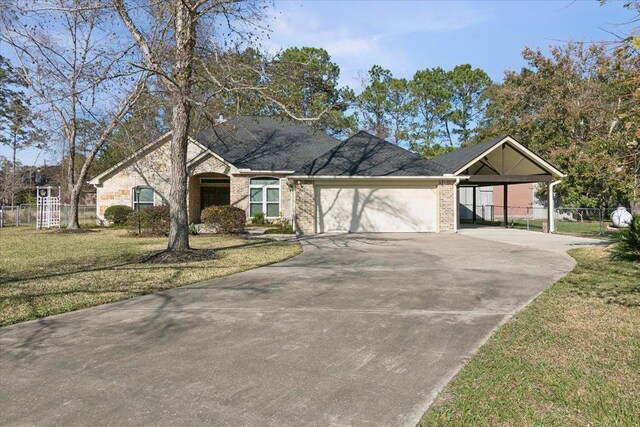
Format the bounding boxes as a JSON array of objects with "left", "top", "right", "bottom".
[{"left": 317, "top": 185, "right": 437, "bottom": 233}]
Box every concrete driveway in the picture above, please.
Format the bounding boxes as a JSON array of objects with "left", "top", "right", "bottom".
[{"left": 0, "top": 232, "right": 599, "bottom": 426}]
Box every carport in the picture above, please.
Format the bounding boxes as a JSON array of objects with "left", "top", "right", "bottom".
[{"left": 430, "top": 136, "right": 565, "bottom": 232}]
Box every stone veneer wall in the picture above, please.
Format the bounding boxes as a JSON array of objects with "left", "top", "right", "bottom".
[
  {"left": 96, "top": 142, "right": 293, "bottom": 224},
  {"left": 438, "top": 181, "right": 456, "bottom": 232},
  {"left": 95, "top": 141, "right": 179, "bottom": 220},
  {"left": 294, "top": 180, "right": 315, "bottom": 235}
]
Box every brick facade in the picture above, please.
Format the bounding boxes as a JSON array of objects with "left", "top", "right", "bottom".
[
  {"left": 438, "top": 181, "right": 456, "bottom": 232},
  {"left": 294, "top": 180, "right": 316, "bottom": 235}
]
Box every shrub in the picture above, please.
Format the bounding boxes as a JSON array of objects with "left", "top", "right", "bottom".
[
  {"left": 252, "top": 211, "right": 266, "bottom": 226},
  {"left": 127, "top": 205, "right": 170, "bottom": 236},
  {"left": 264, "top": 219, "right": 295, "bottom": 235},
  {"left": 104, "top": 205, "right": 133, "bottom": 226},
  {"left": 189, "top": 223, "right": 199, "bottom": 235},
  {"left": 612, "top": 216, "right": 640, "bottom": 262},
  {"left": 201, "top": 205, "right": 245, "bottom": 234}
]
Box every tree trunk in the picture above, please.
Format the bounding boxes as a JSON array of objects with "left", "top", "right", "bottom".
[
  {"left": 66, "top": 184, "right": 81, "bottom": 229},
  {"left": 166, "top": 0, "right": 195, "bottom": 252},
  {"left": 167, "top": 99, "right": 191, "bottom": 251}
]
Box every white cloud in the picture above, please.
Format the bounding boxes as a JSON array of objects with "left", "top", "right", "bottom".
[{"left": 262, "top": 1, "right": 490, "bottom": 88}]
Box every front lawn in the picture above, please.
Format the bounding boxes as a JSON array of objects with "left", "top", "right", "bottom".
[
  {"left": 0, "top": 227, "right": 302, "bottom": 326},
  {"left": 421, "top": 246, "right": 640, "bottom": 426}
]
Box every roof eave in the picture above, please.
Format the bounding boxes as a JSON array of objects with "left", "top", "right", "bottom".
[
  {"left": 287, "top": 175, "right": 459, "bottom": 180},
  {"left": 453, "top": 136, "right": 565, "bottom": 178},
  {"left": 88, "top": 131, "right": 173, "bottom": 185}
]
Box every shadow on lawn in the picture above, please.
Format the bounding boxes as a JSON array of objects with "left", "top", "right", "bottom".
[{"left": 1, "top": 239, "right": 275, "bottom": 285}]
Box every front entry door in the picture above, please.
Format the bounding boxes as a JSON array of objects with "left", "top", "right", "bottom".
[{"left": 201, "top": 187, "right": 230, "bottom": 210}]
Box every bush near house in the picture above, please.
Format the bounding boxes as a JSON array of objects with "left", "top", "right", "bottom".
[
  {"left": 201, "top": 205, "right": 245, "bottom": 234},
  {"left": 104, "top": 205, "right": 133, "bottom": 226},
  {"left": 127, "top": 206, "right": 170, "bottom": 236},
  {"left": 264, "top": 219, "right": 295, "bottom": 234},
  {"left": 252, "top": 211, "right": 266, "bottom": 226}
]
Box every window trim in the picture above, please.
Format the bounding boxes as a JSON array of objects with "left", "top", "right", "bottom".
[
  {"left": 131, "top": 186, "right": 156, "bottom": 211},
  {"left": 249, "top": 177, "right": 281, "bottom": 218}
]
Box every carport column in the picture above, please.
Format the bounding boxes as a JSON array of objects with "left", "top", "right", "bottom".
[
  {"left": 503, "top": 184, "right": 508, "bottom": 227},
  {"left": 548, "top": 180, "right": 561, "bottom": 233},
  {"left": 472, "top": 187, "right": 477, "bottom": 224}
]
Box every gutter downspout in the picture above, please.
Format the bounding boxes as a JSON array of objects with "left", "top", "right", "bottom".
[
  {"left": 453, "top": 178, "right": 461, "bottom": 233},
  {"left": 548, "top": 180, "right": 562, "bottom": 233}
]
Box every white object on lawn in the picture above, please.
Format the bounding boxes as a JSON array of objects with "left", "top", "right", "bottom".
[
  {"left": 36, "top": 186, "right": 61, "bottom": 229},
  {"left": 611, "top": 206, "right": 633, "bottom": 228}
]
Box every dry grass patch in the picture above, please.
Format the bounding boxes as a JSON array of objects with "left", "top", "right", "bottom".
[
  {"left": 420, "top": 246, "right": 640, "bottom": 427},
  {"left": 0, "top": 227, "right": 302, "bottom": 326}
]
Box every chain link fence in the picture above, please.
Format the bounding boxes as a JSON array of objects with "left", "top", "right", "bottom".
[
  {"left": 0, "top": 205, "right": 97, "bottom": 228},
  {"left": 460, "top": 204, "right": 627, "bottom": 237}
]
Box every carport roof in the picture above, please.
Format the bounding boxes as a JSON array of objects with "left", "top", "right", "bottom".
[
  {"left": 295, "top": 131, "right": 447, "bottom": 177},
  {"left": 430, "top": 136, "right": 506, "bottom": 174},
  {"left": 430, "top": 135, "right": 564, "bottom": 184}
]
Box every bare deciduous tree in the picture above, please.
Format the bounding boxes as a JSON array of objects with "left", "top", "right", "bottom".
[
  {"left": 112, "top": 0, "right": 270, "bottom": 251},
  {"left": 1, "top": 0, "right": 148, "bottom": 229}
]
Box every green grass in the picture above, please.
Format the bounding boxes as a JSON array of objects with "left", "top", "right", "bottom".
[
  {"left": 0, "top": 227, "right": 302, "bottom": 326},
  {"left": 420, "top": 246, "right": 640, "bottom": 426}
]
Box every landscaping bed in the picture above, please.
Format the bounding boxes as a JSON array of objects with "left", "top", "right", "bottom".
[
  {"left": 420, "top": 246, "right": 640, "bottom": 426},
  {"left": 0, "top": 227, "right": 302, "bottom": 326}
]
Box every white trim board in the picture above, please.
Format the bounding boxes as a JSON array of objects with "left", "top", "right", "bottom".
[{"left": 453, "top": 136, "right": 565, "bottom": 178}]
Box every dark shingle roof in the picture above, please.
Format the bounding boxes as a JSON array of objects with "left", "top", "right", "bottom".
[
  {"left": 195, "top": 116, "right": 342, "bottom": 171},
  {"left": 295, "top": 131, "right": 446, "bottom": 176},
  {"left": 430, "top": 136, "right": 507, "bottom": 173}
]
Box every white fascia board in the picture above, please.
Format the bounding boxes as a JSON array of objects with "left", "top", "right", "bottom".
[
  {"left": 236, "top": 169, "right": 296, "bottom": 175},
  {"left": 88, "top": 132, "right": 172, "bottom": 185},
  {"left": 502, "top": 137, "right": 566, "bottom": 177},
  {"left": 286, "top": 175, "right": 457, "bottom": 181},
  {"left": 453, "top": 136, "right": 565, "bottom": 178}
]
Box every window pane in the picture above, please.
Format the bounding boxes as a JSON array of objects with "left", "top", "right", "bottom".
[
  {"left": 135, "top": 187, "right": 154, "bottom": 203},
  {"left": 266, "top": 188, "right": 279, "bottom": 202},
  {"left": 250, "top": 203, "right": 263, "bottom": 216},
  {"left": 137, "top": 202, "right": 154, "bottom": 211},
  {"left": 250, "top": 178, "right": 279, "bottom": 186},
  {"left": 266, "top": 203, "right": 279, "bottom": 217},
  {"left": 250, "top": 188, "right": 263, "bottom": 202}
]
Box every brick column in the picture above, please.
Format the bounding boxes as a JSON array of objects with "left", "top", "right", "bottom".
[
  {"left": 294, "top": 181, "right": 316, "bottom": 235},
  {"left": 438, "top": 181, "right": 456, "bottom": 232}
]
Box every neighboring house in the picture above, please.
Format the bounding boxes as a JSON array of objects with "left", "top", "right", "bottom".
[
  {"left": 89, "top": 116, "right": 564, "bottom": 234},
  {"left": 0, "top": 163, "right": 96, "bottom": 206}
]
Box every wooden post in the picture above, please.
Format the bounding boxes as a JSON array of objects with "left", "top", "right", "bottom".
[
  {"left": 472, "top": 187, "right": 477, "bottom": 224},
  {"left": 503, "top": 184, "right": 508, "bottom": 227}
]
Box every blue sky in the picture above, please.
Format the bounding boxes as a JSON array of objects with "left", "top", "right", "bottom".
[
  {"left": 266, "top": 0, "right": 634, "bottom": 88},
  {"left": 5, "top": 0, "right": 635, "bottom": 166}
]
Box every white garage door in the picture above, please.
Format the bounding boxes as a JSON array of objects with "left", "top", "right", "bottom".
[{"left": 316, "top": 183, "right": 438, "bottom": 233}]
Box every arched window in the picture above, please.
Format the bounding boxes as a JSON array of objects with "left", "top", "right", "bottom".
[
  {"left": 249, "top": 177, "right": 280, "bottom": 218},
  {"left": 132, "top": 186, "right": 155, "bottom": 211}
]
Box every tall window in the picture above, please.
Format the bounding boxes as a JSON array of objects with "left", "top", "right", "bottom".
[
  {"left": 132, "top": 186, "right": 155, "bottom": 210},
  {"left": 249, "top": 177, "right": 280, "bottom": 217}
]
